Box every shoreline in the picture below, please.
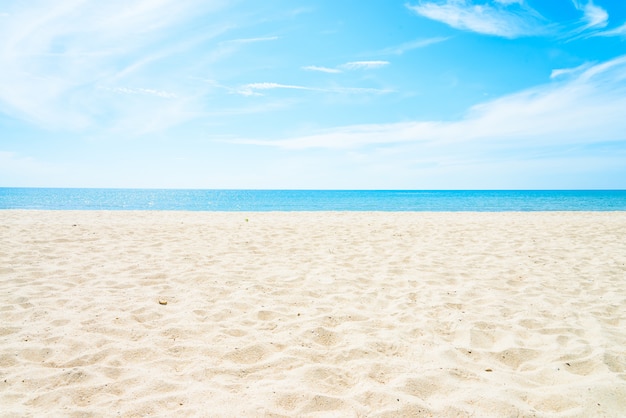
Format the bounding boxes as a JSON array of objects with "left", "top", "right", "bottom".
[{"left": 2, "top": 211, "right": 625, "bottom": 416}]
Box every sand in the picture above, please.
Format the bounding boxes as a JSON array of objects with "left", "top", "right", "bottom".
[{"left": 1, "top": 210, "right": 625, "bottom": 417}]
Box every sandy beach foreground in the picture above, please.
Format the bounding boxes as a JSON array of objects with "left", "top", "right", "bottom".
[{"left": 1, "top": 211, "right": 625, "bottom": 417}]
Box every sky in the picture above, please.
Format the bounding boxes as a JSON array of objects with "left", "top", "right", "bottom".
[{"left": 1, "top": 0, "right": 625, "bottom": 189}]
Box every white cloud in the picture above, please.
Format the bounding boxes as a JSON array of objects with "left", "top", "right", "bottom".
[
  {"left": 301, "top": 65, "right": 342, "bottom": 73},
  {"left": 593, "top": 21, "right": 626, "bottom": 38},
  {"left": 408, "top": 0, "right": 545, "bottom": 38},
  {"left": 574, "top": 0, "right": 608, "bottom": 30},
  {"left": 411, "top": 0, "right": 613, "bottom": 40},
  {"left": 0, "top": 0, "right": 226, "bottom": 132},
  {"left": 236, "top": 82, "right": 393, "bottom": 96},
  {"left": 235, "top": 55, "right": 626, "bottom": 153},
  {"left": 550, "top": 62, "right": 592, "bottom": 79},
  {"left": 237, "top": 82, "right": 314, "bottom": 96},
  {"left": 373, "top": 37, "right": 450, "bottom": 55},
  {"left": 302, "top": 61, "right": 390, "bottom": 73},
  {"left": 103, "top": 86, "right": 177, "bottom": 99},
  {"left": 340, "top": 60, "right": 389, "bottom": 70},
  {"left": 221, "top": 36, "right": 279, "bottom": 44}
]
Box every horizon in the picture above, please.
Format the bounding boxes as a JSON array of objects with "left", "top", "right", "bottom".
[
  {"left": 2, "top": 187, "right": 625, "bottom": 191},
  {"left": 1, "top": 1, "right": 626, "bottom": 189},
  {"left": 3, "top": 189, "right": 626, "bottom": 212}
]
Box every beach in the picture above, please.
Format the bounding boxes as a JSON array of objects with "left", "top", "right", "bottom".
[{"left": 1, "top": 210, "right": 625, "bottom": 417}]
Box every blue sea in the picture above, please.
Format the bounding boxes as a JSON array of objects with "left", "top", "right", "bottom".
[{"left": 1, "top": 188, "right": 625, "bottom": 211}]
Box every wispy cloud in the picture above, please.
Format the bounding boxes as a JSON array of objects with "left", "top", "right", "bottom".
[
  {"left": 410, "top": 0, "right": 616, "bottom": 40},
  {"left": 407, "top": 0, "right": 546, "bottom": 38},
  {"left": 592, "top": 21, "right": 626, "bottom": 38},
  {"left": 221, "top": 36, "right": 279, "bottom": 44},
  {"left": 235, "top": 55, "right": 626, "bottom": 152},
  {"left": 340, "top": 60, "right": 389, "bottom": 70},
  {"left": 102, "top": 86, "right": 178, "bottom": 99},
  {"left": 237, "top": 82, "right": 314, "bottom": 96},
  {"left": 199, "top": 78, "right": 392, "bottom": 102},
  {"left": 236, "top": 82, "right": 393, "bottom": 96},
  {"left": 373, "top": 37, "right": 450, "bottom": 55},
  {"left": 573, "top": 0, "right": 608, "bottom": 30},
  {"left": 0, "top": 0, "right": 226, "bottom": 133},
  {"left": 550, "top": 62, "right": 592, "bottom": 79},
  {"left": 302, "top": 61, "right": 390, "bottom": 73},
  {"left": 301, "top": 65, "right": 342, "bottom": 74}
]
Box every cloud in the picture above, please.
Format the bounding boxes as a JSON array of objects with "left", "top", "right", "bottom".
[
  {"left": 301, "top": 65, "right": 342, "bottom": 74},
  {"left": 302, "top": 61, "right": 390, "bottom": 73},
  {"left": 407, "top": 0, "right": 545, "bottom": 38},
  {"left": 410, "top": 0, "right": 614, "bottom": 40},
  {"left": 549, "top": 62, "right": 592, "bottom": 79},
  {"left": 593, "top": 21, "right": 626, "bottom": 38},
  {"left": 573, "top": 0, "right": 608, "bottom": 30},
  {"left": 234, "top": 55, "right": 626, "bottom": 154},
  {"left": 373, "top": 37, "right": 450, "bottom": 55},
  {"left": 340, "top": 60, "right": 389, "bottom": 70},
  {"left": 0, "top": 0, "right": 226, "bottom": 133},
  {"left": 221, "top": 36, "right": 279, "bottom": 44},
  {"left": 103, "top": 86, "right": 178, "bottom": 99},
  {"left": 236, "top": 82, "right": 393, "bottom": 96},
  {"left": 237, "top": 82, "right": 314, "bottom": 96}
]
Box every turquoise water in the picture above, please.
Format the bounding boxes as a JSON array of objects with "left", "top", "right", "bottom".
[{"left": 1, "top": 188, "right": 625, "bottom": 211}]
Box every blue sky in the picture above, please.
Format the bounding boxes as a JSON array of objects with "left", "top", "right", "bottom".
[{"left": 1, "top": 0, "right": 625, "bottom": 189}]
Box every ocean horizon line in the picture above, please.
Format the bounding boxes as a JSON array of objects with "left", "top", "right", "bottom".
[
  {"left": 2, "top": 188, "right": 626, "bottom": 212},
  {"left": 2, "top": 186, "right": 625, "bottom": 192}
]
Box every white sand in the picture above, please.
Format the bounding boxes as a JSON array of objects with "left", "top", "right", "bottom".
[{"left": 1, "top": 210, "right": 625, "bottom": 417}]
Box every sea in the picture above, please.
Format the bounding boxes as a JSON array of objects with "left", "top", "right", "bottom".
[{"left": 1, "top": 188, "right": 626, "bottom": 211}]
